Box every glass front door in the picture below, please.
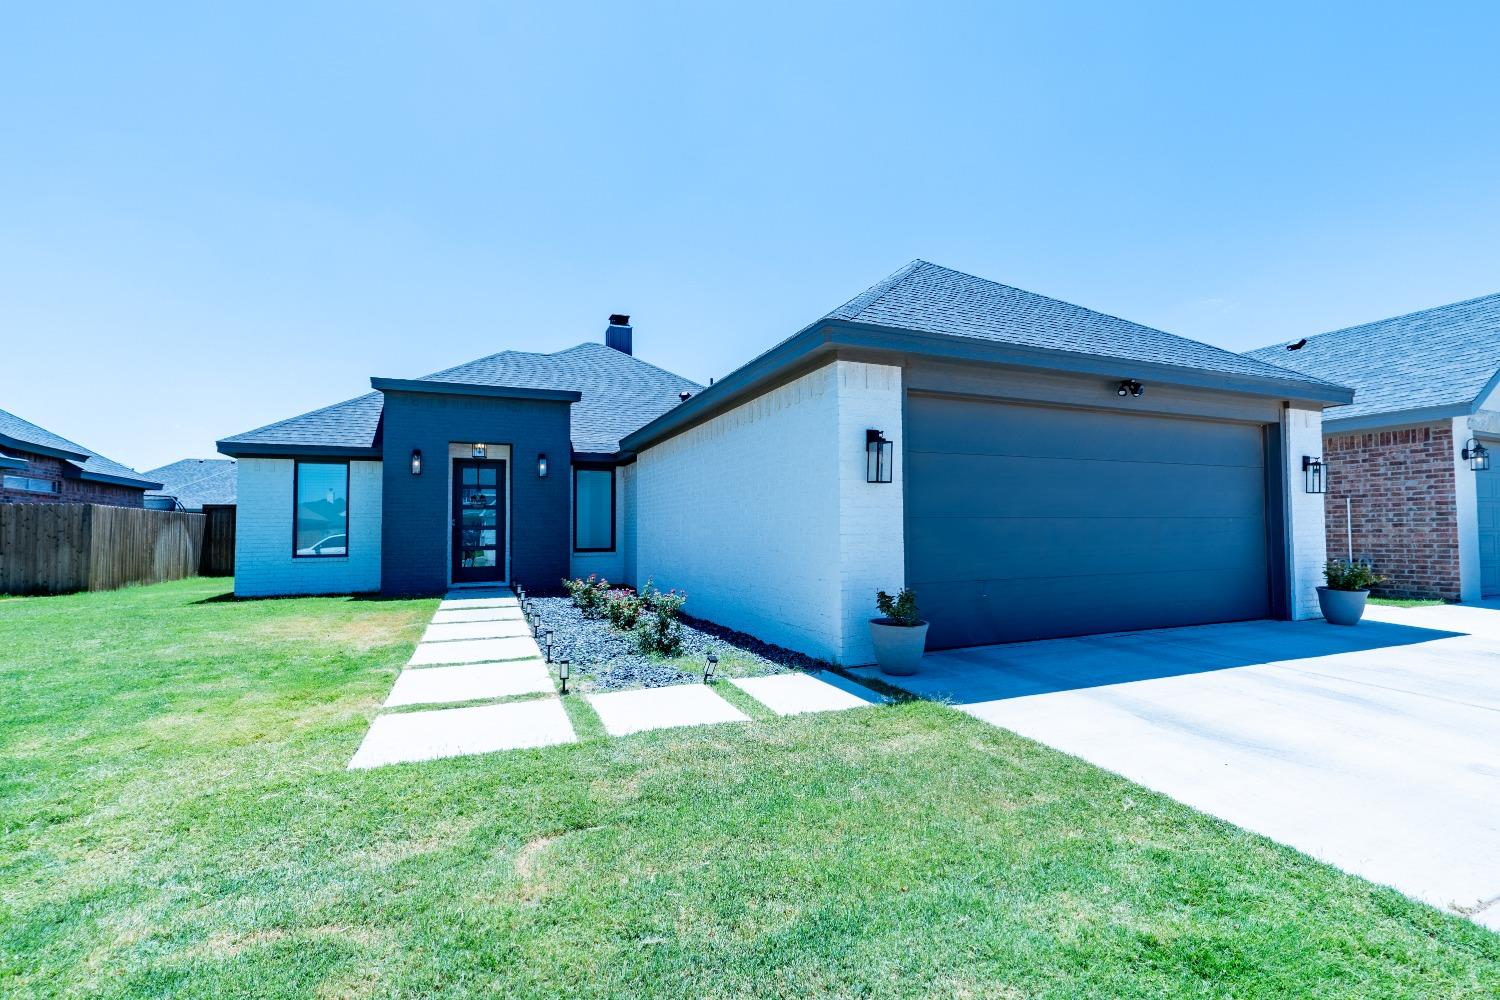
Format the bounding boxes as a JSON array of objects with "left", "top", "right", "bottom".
[{"left": 451, "top": 459, "right": 506, "bottom": 583}]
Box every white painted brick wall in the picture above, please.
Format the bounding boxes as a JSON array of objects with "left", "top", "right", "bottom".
[
  {"left": 234, "top": 458, "right": 383, "bottom": 596},
  {"left": 635, "top": 360, "right": 904, "bottom": 663},
  {"left": 1284, "top": 407, "right": 1327, "bottom": 619}
]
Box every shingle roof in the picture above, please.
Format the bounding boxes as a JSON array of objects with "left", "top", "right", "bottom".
[
  {"left": 0, "top": 407, "right": 160, "bottom": 489},
  {"left": 218, "top": 343, "right": 700, "bottom": 457},
  {"left": 425, "top": 342, "right": 701, "bottom": 453},
  {"left": 144, "top": 458, "right": 237, "bottom": 510},
  {"left": 1244, "top": 292, "right": 1500, "bottom": 425},
  {"left": 830, "top": 260, "right": 1341, "bottom": 387}
]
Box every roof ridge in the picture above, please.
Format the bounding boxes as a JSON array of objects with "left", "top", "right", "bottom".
[
  {"left": 1247, "top": 289, "right": 1500, "bottom": 354},
  {"left": 557, "top": 342, "right": 704, "bottom": 388},
  {"left": 824, "top": 259, "right": 930, "bottom": 321}
]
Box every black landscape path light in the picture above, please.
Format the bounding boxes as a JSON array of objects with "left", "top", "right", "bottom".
[
  {"left": 558, "top": 658, "right": 570, "bottom": 694},
  {"left": 704, "top": 651, "right": 719, "bottom": 684}
]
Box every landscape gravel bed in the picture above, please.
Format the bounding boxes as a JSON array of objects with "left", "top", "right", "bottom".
[{"left": 524, "top": 594, "right": 827, "bottom": 691}]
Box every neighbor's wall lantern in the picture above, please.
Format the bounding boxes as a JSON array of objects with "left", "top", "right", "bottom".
[
  {"left": 1463, "top": 439, "right": 1491, "bottom": 472},
  {"left": 1302, "top": 456, "right": 1326, "bottom": 494},
  {"left": 866, "top": 429, "right": 893, "bottom": 483},
  {"left": 410, "top": 449, "right": 422, "bottom": 476},
  {"left": 537, "top": 452, "right": 548, "bottom": 478},
  {"left": 472, "top": 442, "right": 487, "bottom": 459}
]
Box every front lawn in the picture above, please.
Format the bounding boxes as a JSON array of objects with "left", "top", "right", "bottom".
[{"left": 2, "top": 580, "right": 1494, "bottom": 998}]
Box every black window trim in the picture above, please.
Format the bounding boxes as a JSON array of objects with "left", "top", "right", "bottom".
[
  {"left": 572, "top": 463, "right": 616, "bottom": 553},
  {"left": 292, "top": 459, "right": 351, "bottom": 559}
]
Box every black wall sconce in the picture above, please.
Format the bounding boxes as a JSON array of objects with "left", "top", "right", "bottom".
[
  {"left": 472, "top": 442, "right": 487, "bottom": 459},
  {"left": 409, "top": 449, "right": 422, "bottom": 476},
  {"left": 1463, "top": 439, "right": 1491, "bottom": 472},
  {"left": 537, "top": 452, "right": 548, "bottom": 478},
  {"left": 866, "top": 429, "right": 893, "bottom": 483},
  {"left": 1302, "top": 456, "right": 1326, "bottom": 494},
  {"left": 1117, "top": 379, "right": 1144, "bottom": 398}
]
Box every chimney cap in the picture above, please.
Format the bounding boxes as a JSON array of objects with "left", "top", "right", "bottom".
[{"left": 608, "top": 313, "right": 630, "bottom": 326}]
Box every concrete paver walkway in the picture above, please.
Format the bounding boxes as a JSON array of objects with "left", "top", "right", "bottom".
[
  {"left": 588, "top": 684, "right": 750, "bottom": 736},
  {"left": 408, "top": 635, "right": 541, "bottom": 666},
  {"left": 421, "top": 618, "right": 532, "bottom": 642},
  {"left": 350, "top": 698, "right": 574, "bottom": 768},
  {"left": 730, "top": 672, "right": 882, "bottom": 716},
  {"left": 384, "top": 660, "right": 555, "bottom": 707}
]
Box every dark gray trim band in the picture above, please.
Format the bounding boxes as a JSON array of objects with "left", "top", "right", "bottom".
[
  {"left": 0, "top": 451, "right": 28, "bottom": 471},
  {"left": 621, "top": 318, "right": 1355, "bottom": 453},
  {"left": 0, "top": 432, "right": 89, "bottom": 462},
  {"left": 371, "top": 377, "right": 582, "bottom": 402},
  {"left": 216, "top": 441, "right": 383, "bottom": 460},
  {"left": 1321, "top": 404, "right": 1468, "bottom": 433}
]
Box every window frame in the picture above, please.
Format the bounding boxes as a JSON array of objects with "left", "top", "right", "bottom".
[
  {"left": 291, "top": 459, "right": 351, "bottom": 559},
  {"left": 2, "top": 474, "right": 60, "bottom": 494},
  {"left": 572, "top": 464, "right": 616, "bottom": 553}
]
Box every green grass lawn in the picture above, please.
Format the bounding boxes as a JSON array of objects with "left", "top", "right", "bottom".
[
  {"left": 2, "top": 580, "right": 1495, "bottom": 998},
  {"left": 1367, "top": 597, "right": 1449, "bottom": 608}
]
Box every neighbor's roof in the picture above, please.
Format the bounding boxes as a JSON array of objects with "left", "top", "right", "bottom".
[
  {"left": 144, "top": 458, "right": 237, "bottom": 510},
  {"left": 1245, "top": 292, "right": 1500, "bottom": 428},
  {"left": 0, "top": 407, "right": 161, "bottom": 490},
  {"left": 218, "top": 342, "right": 701, "bottom": 457},
  {"left": 622, "top": 260, "right": 1353, "bottom": 453}
]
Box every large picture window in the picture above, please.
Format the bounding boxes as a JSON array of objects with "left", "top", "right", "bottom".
[
  {"left": 293, "top": 461, "right": 349, "bottom": 557},
  {"left": 573, "top": 466, "right": 615, "bottom": 552}
]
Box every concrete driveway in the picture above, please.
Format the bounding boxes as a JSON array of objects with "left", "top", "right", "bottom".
[{"left": 855, "top": 603, "right": 1500, "bottom": 930}]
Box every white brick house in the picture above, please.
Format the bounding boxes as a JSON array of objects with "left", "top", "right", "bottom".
[{"left": 222, "top": 261, "right": 1352, "bottom": 665}]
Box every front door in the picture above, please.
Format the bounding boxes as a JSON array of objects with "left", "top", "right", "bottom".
[{"left": 452, "top": 459, "right": 506, "bottom": 584}]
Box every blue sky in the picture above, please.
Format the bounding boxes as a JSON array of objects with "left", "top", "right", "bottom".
[{"left": 4, "top": 2, "right": 1499, "bottom": 471}]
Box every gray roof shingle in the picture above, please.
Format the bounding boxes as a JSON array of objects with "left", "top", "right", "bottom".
[
  {"left": 1245, "top": 292, "right": 1500, "bottom": 425},
  {"left": 144, "top": 458, "right": 237, "bottom": 510},
  {"left": 218, "top": 342, "right": 700, "bottom": 456},
  {"left": 0, "top": 407, "right": 160, "bottom": 489},
  {"left": 830, "top": 260, "right": 1341, "bottom": 387}
]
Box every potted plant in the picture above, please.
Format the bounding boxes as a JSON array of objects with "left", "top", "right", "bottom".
[
  {"left": 870, "top": 587, "right": 928, "bottom": 676},
  {"left": 1318, "top": 560, "right": 1383, "bottom": 626}
]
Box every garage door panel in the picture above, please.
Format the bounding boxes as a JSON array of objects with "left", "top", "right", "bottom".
[
  {"left": 907, "top": 515, "right": 1269, "bottom": 584},
  {"left": 906, "top": 394, "right": 1271, "bottom": 649},
  {"left": 916, "top": 572, "right": 1273, "bottom": 649},
  {"left": 905, "top": 452, "right": 1266, "bottom": 519},
  {"left": 1477, "top": 456, "right": 1500, "bottom": 597},
  {"left": 907, "top": 394, "right": 1265, "bottom": 468}
]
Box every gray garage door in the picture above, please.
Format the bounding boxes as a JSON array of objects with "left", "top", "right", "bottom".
[
  {"left": 1477, "top": 453, "right": 1500, "bottom": 597},
  {"left": 906, "top": 394, "right": 1272, "bottom": 650}
]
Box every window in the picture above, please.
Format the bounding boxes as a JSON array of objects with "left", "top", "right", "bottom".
[
  {"left": 573, "top": 466, "right": 614, "bottom": 552},
  {"left": 3, "top": 475, "right": 59, "bottom": 494},
  {"left": 293, "top": 461, "right": 349, "bottom": 557}
]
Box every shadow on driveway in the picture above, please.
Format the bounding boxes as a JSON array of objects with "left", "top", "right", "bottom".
[{"left": 853, "top": 617, "right": 1465, "bottom": 705}]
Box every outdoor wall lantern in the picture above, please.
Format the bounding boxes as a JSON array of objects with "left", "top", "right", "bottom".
[
  {"left": 1463, "top": 439, "right": 1492, "bottom": 472},
  {"left": 1302, "top": 456, "right": 1326, "bottom": 494},
  {"left": 704, "top": 651, "right": 719, "bottom": 684},
  {"left": 866, "top": 429, "right": 893, "bottom": 484},
  {"left": 1117, "top": 379, "right": 1144, "bottom": 398},
  {"left": 558, "top": 658, "right": 570, "bottom": 695},
  {"left": 537, "top": 452, "right": 548, "bottom": 478},
  {"left": 410, "top": 449, "right": 422, "bottom": 476},
  {"left": 472, "top": 442, "right": 487, "bottom": 459}
]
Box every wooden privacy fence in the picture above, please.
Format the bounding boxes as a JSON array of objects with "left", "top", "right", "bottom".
[
  {"left": 0, "top": 504, "right": 205, "bottom": 595},
  {"left": 199, "top": 504, "right": 236, "bottom": 577}
]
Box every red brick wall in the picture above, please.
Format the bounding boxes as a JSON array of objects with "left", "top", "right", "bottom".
[
  {"left": 0, "top": 451, "right": 146, "bottom": 508},
  {"left": 1323, "top": 422, "right": 1459, "bottom": 599}
]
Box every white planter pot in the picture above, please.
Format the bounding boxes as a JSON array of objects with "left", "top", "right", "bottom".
[
  {"left": 1317, "top": 586, "right": 1369, "bottom": 626},
  {"left": 870, "top": 618, "right": 929, "bottom": 675}
]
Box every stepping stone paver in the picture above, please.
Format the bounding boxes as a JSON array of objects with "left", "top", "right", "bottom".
[
  {"left": 421, "top": 619, "right": 532, "bottom": 643},
  {"left": 587, "top": 684, "right": 749, "bottom": 737},
  {"left": 384, "top": 660, "right": 555, "bottom": 707},
  {"left": 349, "top": 698, "right": 574, "bottom": 768},
  {"left": 431, "top": 607, "right": 525, "bottom": 624},
  {"left": 439, "top": 596, "right": 519, "bottom": 610},
  {"left": 408, "top": 636, "right": 540, "bottom": 666},
  {"left": 729, "top": 672, "right": 882, "bottom": 716}
]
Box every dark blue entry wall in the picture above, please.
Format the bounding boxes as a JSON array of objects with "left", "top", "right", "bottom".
[{"left": 379, "top": 389, "right": 573, "bottom": 594}]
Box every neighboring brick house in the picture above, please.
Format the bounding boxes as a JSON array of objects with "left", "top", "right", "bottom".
[
  {"left": 220, "top": 262, "right": 1351, "bottom": 663},
  {"left": 0, "top": 407, "right": 161, "bottom": 507},
  {"left": 1247, "top": 292, "right": 1500, "bottom": 600}
]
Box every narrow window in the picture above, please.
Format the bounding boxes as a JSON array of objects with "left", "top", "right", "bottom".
[
  {"left": 293, "top": 461, "right": 349, "bottom": 557},
  {"left": 2, "top": 475, "right": 59, "bottom": 494},
  {"left": 573, "top": 466, "right": 615, "bottom": 552}
]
